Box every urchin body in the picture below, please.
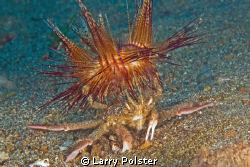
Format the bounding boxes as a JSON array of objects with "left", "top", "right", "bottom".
[{"left": 40, "top": 0, "right": 203, "bottom": 110}]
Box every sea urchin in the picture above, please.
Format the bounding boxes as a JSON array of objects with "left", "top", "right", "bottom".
[{"left": 40, "top": 0, "right": 204, "bottom": 112}]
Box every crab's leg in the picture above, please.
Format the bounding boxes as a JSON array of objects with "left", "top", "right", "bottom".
[
  {"left": 161, "top": 101, "right": 214, "bottom": 120},
  {"left": 88, "top": 96, "right": 108, "bottom": 109},
  {"left": 177, "top": 102, "right": 214, "bottom": 116},
  {"left": 28, "top": 119, "right": 103, "bottom": 131},
  {"left": 145, "top": 110, "right": 159, "bottom": 141},
  {"left": 114, "top": 124, "right": 134, "bottom": 152},
  {"left": 66, "top": 123, "right": 109, "bottom": 162}
]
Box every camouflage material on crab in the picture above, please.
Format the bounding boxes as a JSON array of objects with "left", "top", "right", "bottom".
[{"left": 40, "top": 0, "right": 204, "bottom": 111}]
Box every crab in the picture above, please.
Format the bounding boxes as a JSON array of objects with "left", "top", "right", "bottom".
[{"left": 28, "top": 91, "right": 213, "bottom": 162}]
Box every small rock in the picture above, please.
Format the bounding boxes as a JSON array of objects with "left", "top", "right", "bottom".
[
  {"left": 0, "top": 152, "right": 9, "bottom": 163},
  {"left": 0, "top": 75, "right": 15, "bottom": 90},
  {"left": 28, "top": 158, "right": 50, "bottom": 167},
  {"left": 23, "top": 140, "right": 28, "bottom": 147},
  {"left": 40, "top": 145, "right": 48, "bottom": 153},
  {"left": 224, "top": 55, "right": 233, "bottom": 60},
  {"left": 111, "top": 142, "right": 120, "bottom": 153},
  {"left": 224, "top": 129, "right": 236, "bottom": 139},
  {"left": 199, "top": 146, "right": 209, "bottom": 159},
  {"left": 59, "top": 140, "right": 72, "bottom": 151},
  {"left": 242, "top": 100, "right": 249, "bottom": 106},
  {"left": 238, "top": 87, "right": 247, "bottom": 94},
  {"left": 31, "top": 135, "right": 38, "bottom": 139},
  {"left": 245, "top": 40, "right": 249, "bottom": 45},
  {"left": 6, "top": 145, "right": 15, "bottom": 152},
  {"left": 6, "top": 92, "right": 15, "bottom": 98},
  {"left": 0, "top": 130, "right": 4, "bottom": 136},
  {"left": 59, "top": 146, "right": 67, "bottom": 151},
  {"left": 139, "top": 141, "right": 153, "bottom": 150},
  {"left": 109, "top": 135, "right": 117, "bottom": 141},
  {"left": 204, "top": 86, "right": 211, "bottom": 91}
]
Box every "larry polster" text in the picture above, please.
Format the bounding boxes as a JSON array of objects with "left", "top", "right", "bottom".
[{"left": 81, "top": 156, "right": 158, "bottom": 166}]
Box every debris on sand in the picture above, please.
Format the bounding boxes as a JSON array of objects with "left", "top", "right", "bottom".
[
  {"left": 0, "top": 152, "right": 9, "bottom": 164},
  {"left": 191, "top": 141, "right": 250, "bottom": 167},
  {"left": 28, "top": 158, "right": 50, "bottom": 167}
]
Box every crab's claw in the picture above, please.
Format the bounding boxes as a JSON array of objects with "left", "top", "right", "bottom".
[
  {"left": 66, "top": 139, "right": 93, "bottom": 162},
  {"left": 114, "top": 125, "right": 134, "bottom": 152}
]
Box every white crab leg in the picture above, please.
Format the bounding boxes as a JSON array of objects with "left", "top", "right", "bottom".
[
  {"left": 150, "top": 120, "right": 158, "bottom": 141},
  {"left": 145, "top": 110, "right": 159, "bottom": 141}
]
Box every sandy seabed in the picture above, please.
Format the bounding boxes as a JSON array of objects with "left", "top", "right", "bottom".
[{"left": 0, "top": 0, "right": 249, "bottom": 166}]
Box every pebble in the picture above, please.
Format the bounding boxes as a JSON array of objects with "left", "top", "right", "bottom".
[
  {"left": 199, "top": 146, "right": 209, "bottom": 158},
  {"left": 59, "top": 146, "right": 67, "bottom": 151},
  {"left": 0, "top": 130, "right": 4, "bottom": 136},
  {"left": 245, "top": 40, "right": 249, "bottom": 45},
  {"left": 242, "top": 100, "right": 249, "bottom": 106},
  {"left": 204, "top": 86, "right": 211, "bottom": 91},
  {"left": 59, "top": 140, "right": 72, "bottom": 151},
  {"left": 28, "top": 158, "right": 50, "bottom": 167},
  {"left": 224, "top": 55, "right": 233, "bottom": 60},
  {"left": 111, "top": 142, "right": 120, "bottom": 153},
  {"left": 23, "top": 140, "right": 28, "bottom": 147},
  {"left": 6, "top": 145, "right": 15, "bottom": 152},
  {"left": 238, "top": 87, "right": 248, "bottom": 94},
  {"left": 224, "top": 129, "right": 236, "bottom": 139},
  {"left": 6, "top": 92, "right": 16, "bottom": 99},
  {"left": 139, "top": 141, "right": 153, "bottom": 149},
  {"left": 40, "top": 145, "right": 48, "bottom": 152},
  {"left": 31, "top": 135, "right": 38, "bottom": 139},
  {"left": 0, "top": 152, "right": 9, "bottom": 163},
  {"left": 109, "top": 135, "right": 117, "bottom": 141}
]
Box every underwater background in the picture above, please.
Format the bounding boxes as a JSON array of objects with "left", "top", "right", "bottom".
[{"left": 0, "top": 0, "right": 250, "bottom": 166}]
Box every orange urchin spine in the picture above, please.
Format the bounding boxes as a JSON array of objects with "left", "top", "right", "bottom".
[{"left": 40, "top": 0, "right": 204, "bottom": 111}]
